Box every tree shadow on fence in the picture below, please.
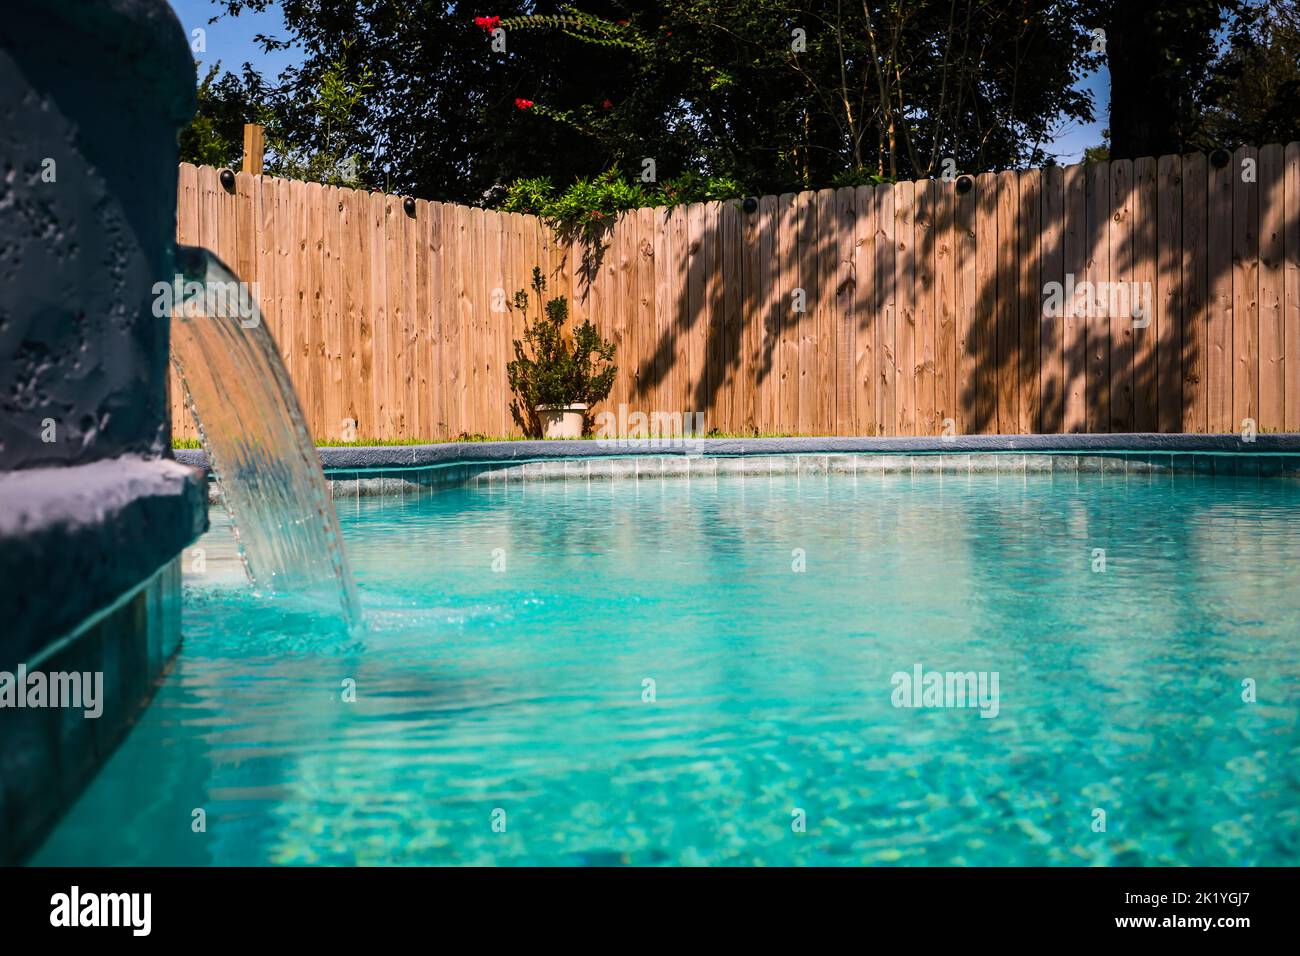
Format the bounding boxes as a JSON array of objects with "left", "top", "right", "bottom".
[{"left": 602, "top": 145, "right": 1282, "bottom": 437}]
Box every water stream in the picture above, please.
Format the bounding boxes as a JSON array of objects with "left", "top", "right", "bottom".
[{"left": 169, "top": 245, "right": 362, "bottom": 631}]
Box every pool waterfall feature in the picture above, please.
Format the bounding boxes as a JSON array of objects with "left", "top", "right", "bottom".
[{"left": 170, "top": 246, "right": 362, "bottom": 632}]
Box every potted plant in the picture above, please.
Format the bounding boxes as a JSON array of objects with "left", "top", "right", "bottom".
[{"left": 507, "top": 266, "right": 616, "bottom": 438}]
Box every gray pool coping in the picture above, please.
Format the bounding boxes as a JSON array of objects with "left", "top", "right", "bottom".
[
  {"left": 0, "top": 456, "right": 208, "bottom": 668},
  {"left": 174, "top": 433, "right": 1300, "bottom": 474}
]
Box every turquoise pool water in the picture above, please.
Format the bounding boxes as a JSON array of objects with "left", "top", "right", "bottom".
[{"left": 33, "top": 463, "right": 1300, "bottom": 865}]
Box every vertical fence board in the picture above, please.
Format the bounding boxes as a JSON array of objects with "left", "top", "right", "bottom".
[
  {"left": 1061, "top": 165, "right": 1087, "bottom": 433},
  {"left": 651, "top": 207, "right": 672, "bottom": 422},
  {"left": 834, "top": 187, "right": 857, "bottom": 435},
  {"left": 795, "top": 192, "right": 817, "bottom": 433},
  {"left": 321, "top": 185, "right": 343, "bottom": 440},
  {"left": 428, "top": 202, "right": 447, "bottom": 438},
  {"left": 706, "top": 201, "right": 727, "bottom": 423},
  {"left": 1259, "top": 144, "right": 1285, "bottom": 432},
  {"left": 995, "top": 171, "right": 1018, "bottom": 433},
  {"left": 636, "top": 206, "right": 658, "bottom": 425},
  {"left": 812, "top": 189, "right": 834, "bottom": 433},
  {"left": 684, "top": 204, "right": 706, "bottom": 424},
  {"left": 1085, "top": 162, "right": 1111, "bottom": 432},
  {"left": 1232, "top": 145, "right": 1259, "bottom": 431},
  {"left": 1039, "top": 165, "right": 1065, "bottom": 433},
  {"left": 1208, "top": 153, "right": 1235, "bottom": 432},
  {"left": 676, "top": 206, "right": 696, "bottom": 426},
  {"left": 340, "top": 189, "right": 365, "bottom": 437},
  {"left": 386, "top": 194, "right": 407, "bottom": 436},
  {"left": 1109, "top": 159, "right": 1134, "bottom": 432},
  {"left": 1018, "top": 169, "right": 1041, "bottom": 433},
  {"left": 412, "top": 199, "right": 430, "bottom": 441},
  {"left": 1132, "top": 157, "right": 1158, "bottom": 431},
  {"left": 875, "top": 184, "right": 896, "bottom": 435},
  {"left": 1156, "top": 156, "right": 1183, "bottom": 432},
  {"left": 1286, "top": 143, "right": 1300, "bottom": 431},
  {"left": 894, "top": 181, "right": 915, "bottom": 434},
  {"left": 934, "top": 181, "right": 955, "bottom": 434},
  {"left": 721, "top": 199, "right": 744, "bottom": 431},
  {"left": 741, "top": 200, "right": 761, "bottom": 433},
  {"left": 954, "top": 176, "right": 977, "bottom": 435},
  {"left": 306, "top": 183, "right": 326, "bottom": 436},
  {"left": 972, "top": 173, "right": 998, "bottom": 434},
  {"left": 915, "top": 181, "right": 936, "bottom": 434},
  {"left": 1182, "top": 153, "right": 1209, "bottom": 433},
  {"left": 172, "top": 164, "right": 199, "bottom": 441},
  {"left": 853, "top": 186, "right": 876, "bottom": 435}
]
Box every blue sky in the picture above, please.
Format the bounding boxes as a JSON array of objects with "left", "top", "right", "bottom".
[
  {"left": 1049, "top": 68, "right": 1110, "bottom": 164},
  {"left": 166, "top": 0, "right": 1109, "bottom": 164},
  {"left": 169, "top": 0, "right": 300, "bottom": 80}
]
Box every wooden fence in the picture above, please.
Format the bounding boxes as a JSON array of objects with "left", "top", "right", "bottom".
[{"left": 172, "top": 145, "right": 1300, "bottom": 441}]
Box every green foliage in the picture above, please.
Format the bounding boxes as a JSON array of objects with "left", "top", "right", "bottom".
[
  {"left": 263, "top": 45, "right": 376, "bottom": 188},
  {"left": 501, "top": 167, "right": 743, "bottom": 247},
  {"left": 830, "top": 168, "right": 896, "bottom": 189},
  {"left": 1199, "top": 1, "right": 1300, "bottom": 148},
  {"left": 506, "top": 267, "right": 617, "bottom": 437},
  {"left": 501, "top": 9, "right": 649, "bottom": 51},
  {"left": 215, "top": 0, "right": 1105, "bottom": 205},
  {"left": 656, "top": 170, "right": 748, "bottom": 206},
  {"left": 496, "top": 1, "right": 1099, "bottom": 188},
  {"left": 179, "top": 62, "right": 262, "bottom": 168},
  {"left": 212, "top": 0, "right": 1296, "bottom": 204},
  {"left": 1081, "top": 129, "right": 1110, "bottom": 165}
]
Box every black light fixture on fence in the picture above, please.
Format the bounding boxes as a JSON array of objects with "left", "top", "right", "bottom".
[
  {"left": 219, "top": 168, "right": 236, "bottom": 191},
  {"left": 955, "top": 175, "right": 974, "bottom": 195},
  {"left": 1210, "top": 148, "right": 1231, "bottom": 169},
  {"left": 403, "top": 197, "right": 417, "bottom": 217},
  {"left": 742, "top": 196, "right": 759, "bottom": 214}
]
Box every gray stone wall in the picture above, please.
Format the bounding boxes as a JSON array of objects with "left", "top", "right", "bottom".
[
  {"left": 0, "top": 0, "right": 195, "bottom": 470},
  {"left": 0, "top": 0, "right": 205, "bottom": 862}
]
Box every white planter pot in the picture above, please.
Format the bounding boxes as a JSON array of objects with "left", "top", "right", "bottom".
[{"left": 536, "top": 403, "right": 587, "bottom": 439}]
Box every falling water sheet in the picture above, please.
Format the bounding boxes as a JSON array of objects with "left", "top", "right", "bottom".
[{"left": 169, "top": 245, "right": 363, "bottom": 632}]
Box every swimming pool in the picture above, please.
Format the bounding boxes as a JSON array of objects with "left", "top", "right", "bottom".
[{"left": 33, "top": 462, "right": 1300, "bottom": 865}]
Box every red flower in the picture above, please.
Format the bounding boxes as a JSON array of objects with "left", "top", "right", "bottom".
[
  {"left": 601, "top": 99, "right": 613, "bottom": 109},
  {"left": 514, "top": 98, "right": 534, "bottom": 110},
  {"left": 473, "top": 15, "right": 501, "bottom": 32}
]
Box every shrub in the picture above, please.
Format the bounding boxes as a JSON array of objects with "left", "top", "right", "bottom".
[
  {"left": 501, "top": 168, "right": 745, "bottom": 246},
  {"left": 506, "top": 267, "right": 617, "bottom": 437}
]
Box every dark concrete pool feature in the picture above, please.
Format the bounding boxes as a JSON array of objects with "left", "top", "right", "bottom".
[
  {"left": 0, "top": 0, "right": 205, "bottom": 863},
  {"left": 173, "top": 433, "right": 1300, "bottom": 499}
]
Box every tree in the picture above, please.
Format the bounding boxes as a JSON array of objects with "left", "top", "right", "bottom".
[
  {"left": 261, "top": 45, "right": 377, "bottom": 187},
  {"left": 217, "top": 0, "right": 627, "bottom": 202},
  {"left": 1199, "top": 0, "right": 1300, "bottom": 147},
  {"left": 503, "top": 1, "right": 1100, "bottom": 188},
  {"left": 178, "top": 62, "right": 264, "bottom": 168},
  {"left": 1082, "top": 0, "right": 1257, "bottom": 159},
  {"left": 213, "top": 0, "right": 1101, "bottom": 202}
]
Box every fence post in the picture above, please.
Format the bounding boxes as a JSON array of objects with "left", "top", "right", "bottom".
[{"left": 242, "top": 123, "right": 264, "bottom": 176}]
